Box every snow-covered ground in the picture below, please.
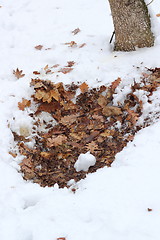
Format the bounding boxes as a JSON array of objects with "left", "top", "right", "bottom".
[{"left": 0, "top": 0, "right": 160, "bottom": 239}]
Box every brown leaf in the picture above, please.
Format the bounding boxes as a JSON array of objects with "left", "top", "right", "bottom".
[
  {"left": 47, "top": 135, "right": 67, "bottom": 147},
  {"left": 156, "top": 13, "right": 160, "bottom": 17},
  {"left": 57, "top": 238, "right": 66, "bottom": 240},
  {"left": 92, "top": 114, "right": 104, "bottom": 122},
  {"left": 110, "top": 77, "right": 121, "bottom": 91},
  {"left": 33, "top": 71, "right": 40, "bottom": 75},
  {"left": 147, "top": 208, "right": 152, "bottom": 212},
  {"left": 97, "top": 95, "right": 107, "bottom": 107},
  {"left": 52, "top": 64, "right": 60, "bottom": 68},
  {"left": 35, "top": 45, "right": 43, "bottom": 50},
  {"left": 13, "top": 68, "right": 25, "bottom": 79},
  {"left": 126, "top": 109, "right": 139, "bottom": 125},
  {"left": 59, "top": 114, "right": 79, "bottom": 125},
  {"left": 66, "top": 61, "right": 75, "bottom": 67},
  {"left": 40, "top": 152, "right": 52, "bottom": 159},
  {"left": 102, "top": 106, "right": 122, "bottom": 117},
  {"left": 79, "top": 82, "right": 89, "bottom": 93},
  {"left": 72, "top": 28, "right": 81, "bottom": 35},
  {"left": 59, "top": 68, "right": 73, "bottom": 74},
  {"left": 100, "top": 129, "right": 115, "bottom": 137},
  {"left": 64, "top": 41, "right": 77, "bottom": 47},
  {"left": 18, "top": 98, "right": 31, "bottom": 111},
  {"left": 35, "top": 89, "right": 60, "bottom": 103},
  {"left": 86, "top": 141, "right": 99, "bottom": 152}
]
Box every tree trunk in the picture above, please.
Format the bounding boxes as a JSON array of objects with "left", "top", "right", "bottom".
[{"left": 108, "top": 0, "right": 154, "bottom": 51}]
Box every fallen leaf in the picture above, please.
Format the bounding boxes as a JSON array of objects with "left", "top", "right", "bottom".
[
  {"left": 57, "top": 238, "right": 66, "bottom": 240},
  {"left": 110, "top": 77, "right": 121, "bottom": 91},
  {"left": 126, "top": 108, "right": 139, "bottom": 125},
  {"left": 102, "top": 106, "right": 122, "bottom": 116},
  {"left": 18, "top": 98, "right": 31, "bottom": 111},
  {"left": 33, "top": 71, "right": 40, "bottom": 75},
  {"left": 13, "top": 68, "right": 25, "bottom": 79},
  {"left": 59, "top": 114, "right": 79, "bottom": 125},
  {"left": 40, "top": 152, "right": 52, "bottom": 158},
  {"left": 35, "top": 45, "right": 43, "bottom": 50},
  {"left": 100, "top": 129, "right": 115, "bottom": 137},
  {"left": 47, "top": 135, "right": 67, "bottom": 147},
  {"left": 86, "top": 141, "right": 99, "bottom": 152},
  {"left": 147, "top": 208, "right": 152, "bottom": 212},
  {"left": 64, "top": 41, "right": 77, "bottom": 47},
  {"left": 72, "top": 28, "right": 81, "bottom": 35},
  {"left": 66, "top": 61, "right": 75, "bottom": 67},
  {"left": 52, "top": 64, "right": 60, "bottom": 68},
  {"left": 59, "top": 68, "right": 73, "bottom": 74},
  {"left": 156, "top": 13, "right": 160, "bottom": 17},
  {"left": 35, "top": 89, "right": 60, "bottom": 103},
  {"left": 97, "top": 95, "right": 107, "bottom": 107},
  {"left": 79, "top": 82, "right": 89, "bottom": 93}
]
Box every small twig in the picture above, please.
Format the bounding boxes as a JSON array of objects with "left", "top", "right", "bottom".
[
  {"left": 147, "top": 0, "right": 154, "bottom": 6},
  {"left": 109, "top": 31, "right": 115, "bottom": 44}
]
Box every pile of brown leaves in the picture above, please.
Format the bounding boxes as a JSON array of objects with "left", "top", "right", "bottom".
[{"left": 12, "top": 67, "right": 160, "bottom": 188}]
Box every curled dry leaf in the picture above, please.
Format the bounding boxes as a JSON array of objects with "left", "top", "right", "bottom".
[
  {"left": 33, "top": 71, "right": 40, "bottom": 75},
  {"left": 18, "top": 98, "right": 31, "bottom": 111},
  {"left": 110, "top": 77, "right": 121, "bottom": 91},
  {"left": 64, "top": 41, "right": 77, "bottom": 47},
  {"left": 102, "top": 106, "right": 122, "bottom": 117},
  {"left": 66, "top": 61, "right": 75, "bottom": 67},
  {"left": 35, "top": 45, "right": 43, "bottom": 50},
  {"left": 72, "top": 28, "right": 81, "bottom": 35},
  {"left": 156, "top": 13, "right": 160, "bottom": 17},
  {"left": 13, "top": 68, "right": 25, "bottom": 79}
]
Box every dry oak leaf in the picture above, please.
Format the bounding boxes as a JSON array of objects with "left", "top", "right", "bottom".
[
  {"left": 102, "top": 106, "right": 122, "bottom": 117},
  {"left": 97, "top": 95, "right": 108, "bottom": 107},
  {"left": 126, "top": 109, "right": 139, "bottom": 125},
  {"left": 35, "top": 89, "right": 60, "bottom": 103},
  {"left": 64, "top": 41, "right": 77, "bottom": 47},
  {"left": 59, "top": 68, "right": 73, "bottom": 74},
  {"left": 13, "top": 68, "right": 25, "bottom": 79},
  {"left": 59, "top": 114, "right": 79, "bottom": 125},
  {"left": 40, "top": 152, "right": 52, "bottom": 159},
  {"left": 66, "top": 61, "right": 75, "bottom": 67},
  {"left": 47, "top": 135, "right": 67, "bottom": 147},
  {"left": 156, "top": 13, "right": 160, "bottom": 17},
  {"left": 79, "top": 82, "right": 89, "bottom": 93},
  {"left": 92, "top": 114, "right": 104, "bottom": 122},
  {"left": 86, "top": 141, "right": 99, "bottom": 152},
  {"left": 57, "top": 238, "right": 66, "bottom": 240},
  {"left": 72, "top": 28, "right": 81, "bottom": 35},
  {"left": 35, "top": 45, "right": 43, "bottom": 50},
  {"left": 18, "top": 98, "right": 31, "bottom": 111},
  {"left": 100, "top": 129, "right": 115, "bottom": 137},
  {"left": 33, "top": 71, "right": 40, "bottom": 75},
  {"left": 110, "top": 77, "right": 121, "bottom": 91}
]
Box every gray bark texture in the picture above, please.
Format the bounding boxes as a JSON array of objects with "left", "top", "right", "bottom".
[{"left": 108, "top": 0, "right": 155, "bottom": 51}]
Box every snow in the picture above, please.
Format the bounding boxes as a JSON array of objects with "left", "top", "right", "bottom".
[
  {"left": 0, "top": 0, "right": 160, "bottom": 239},
  {"left": 74, "top": 152, "right": 96, "bottom": 172}
]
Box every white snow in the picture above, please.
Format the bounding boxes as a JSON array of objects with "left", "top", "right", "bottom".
[
  {"left": 0, "top": 0, "right": 160, "bottom": 239},
  {"left": 74, "top": 152, "right": 96, "bottom": 172}
]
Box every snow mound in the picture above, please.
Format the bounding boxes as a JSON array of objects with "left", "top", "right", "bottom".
[{"left": 74, "top": 152, "right": 96, "bottom": 172}]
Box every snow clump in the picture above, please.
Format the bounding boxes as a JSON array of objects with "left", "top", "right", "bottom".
[{"left": 74, "top": 151, "right": 96, "bottom": 172}]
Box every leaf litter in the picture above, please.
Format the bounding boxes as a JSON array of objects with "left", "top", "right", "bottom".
[{"left": 11, "top": 67, "right": 160, "bottom": 188}]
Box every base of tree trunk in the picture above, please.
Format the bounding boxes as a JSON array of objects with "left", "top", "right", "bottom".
[{"left": 108, "top": 0, "right": 155, "bottom": 52}]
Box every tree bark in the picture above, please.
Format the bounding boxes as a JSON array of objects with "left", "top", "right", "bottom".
[{"left": 108, "top": 0, "right": 154, "bottom": 51}]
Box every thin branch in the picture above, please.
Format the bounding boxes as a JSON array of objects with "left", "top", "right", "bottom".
[{"left": 147, "top": 0, "right": 154, "bottom": 6}]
